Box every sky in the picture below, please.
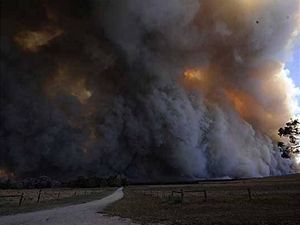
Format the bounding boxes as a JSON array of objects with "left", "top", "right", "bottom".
[
  {"left": 288, "top": 42, "right": 300, "bottom": 86},
  {"left": 286, "top": 40, "right": 300, "bottom": 109}
]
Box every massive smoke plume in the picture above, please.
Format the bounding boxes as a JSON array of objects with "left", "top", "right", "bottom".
[{"left": 1, "top": 0, "right": 300, "bottom": 181}]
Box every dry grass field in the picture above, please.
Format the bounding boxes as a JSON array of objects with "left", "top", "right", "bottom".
[
  {"left": 105, "top": 174, "right": 300, "bottom": 225},
  {"left": 0, "top": 187, "right": 116, "bottom": 215}
]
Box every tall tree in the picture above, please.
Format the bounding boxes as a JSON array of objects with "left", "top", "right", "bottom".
[{"left": 278, "top": 119, "right": 300, "bottom": 158}]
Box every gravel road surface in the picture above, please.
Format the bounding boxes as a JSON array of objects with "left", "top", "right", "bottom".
[{"left": 0, "top": 187, "right": 139, "bottom": 225}]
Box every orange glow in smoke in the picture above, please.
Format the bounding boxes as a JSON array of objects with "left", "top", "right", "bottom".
[
  {"left": 14, "top": 26, "right": 63, "bottom": 52},
  {"left": 184, "top": 68, "right": 203, "bottom": 81},
  {"left": 240, "top": 0, "right": 259, "bottom": 10},
  {"left": 182, "top": 67, "right": 214, "bottom": 96},
  {"left": 182, "top": 68, "right": 280, "bottom": 136},
  {"left": 226, "top": 88, "right": 279, "bottom": 136},
  {"left": 226, "top": 89, "right": 251, "bottom": 118},
  {"left": 45, "top": 66, "right": 92, "bottom": 104},
  {"left": 0, "top": 169, "right": 14, "bottom": 178}
]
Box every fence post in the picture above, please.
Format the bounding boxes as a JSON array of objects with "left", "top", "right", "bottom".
[
  {"left": 19, "top": 193, "right": 24, "bottom": 206},
  {"left": 247, "top": 188, "right": 252, "bottom": 200},
  {"left": 203, "top": 190, "right": 207, "bottom": 202},
  {"left": 37, "top": 190, "right": 42, "bottom": 203},
  {"left": 180, "top": 189, "right": 184, "bottom": 202}
]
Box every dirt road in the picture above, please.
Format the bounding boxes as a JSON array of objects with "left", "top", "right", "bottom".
[{"left": 0, "top": 187, "right": 139, "bottom": 225}]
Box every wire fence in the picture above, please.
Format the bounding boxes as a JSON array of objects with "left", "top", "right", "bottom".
[
  {"left": 0, "top": 189, "right": 106, "bottom": 206},
  {"left": 135, "top": 186, "right": 288, "bottom": 204}
]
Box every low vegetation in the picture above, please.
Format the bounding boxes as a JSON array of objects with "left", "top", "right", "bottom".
[{"left": 0, "top": 175, "right": 127, "bottom": 189}]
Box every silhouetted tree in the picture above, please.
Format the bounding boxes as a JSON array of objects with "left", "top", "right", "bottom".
[{"left": 278, "top": 119, "right": 300, "bottom": 158}]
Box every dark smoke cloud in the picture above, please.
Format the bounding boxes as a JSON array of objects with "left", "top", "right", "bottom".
[{"left": 0, "top": 0, "right": 299, "bottom": 181}]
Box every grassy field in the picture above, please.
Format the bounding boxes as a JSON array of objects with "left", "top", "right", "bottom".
[
  {"left": 0, "top": 187, "right": 116, "bottom": 215},
  {"left": 105, "top": 174, "right": 300, "bottom": 225}
]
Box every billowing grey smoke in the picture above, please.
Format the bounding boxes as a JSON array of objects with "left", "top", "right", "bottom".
[{"left": 0, "top": 0, "right": 299, "bottom": 181}]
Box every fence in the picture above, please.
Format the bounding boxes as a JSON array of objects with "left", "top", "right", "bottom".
[
  {"left": 0, "top": 193, "right": 24, "bottom": 206},
  {"left": 140, "top": 187, "right": 256, "bottom": 203},
  {"left": 0, "top": 189, "right": 105, "bottom": 206}
]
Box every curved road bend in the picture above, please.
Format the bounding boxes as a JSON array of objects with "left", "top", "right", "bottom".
[{"left": 0, "top": 187, "right": 139, "bottom": 225}]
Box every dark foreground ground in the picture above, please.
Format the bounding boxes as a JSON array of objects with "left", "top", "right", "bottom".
[{"left": 105, "top": 174, "right": 300, "bottom": 225}]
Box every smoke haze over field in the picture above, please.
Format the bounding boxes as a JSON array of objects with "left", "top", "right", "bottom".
[{"left": 1, "top": 0, "right": 300, "bottom": 181}]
